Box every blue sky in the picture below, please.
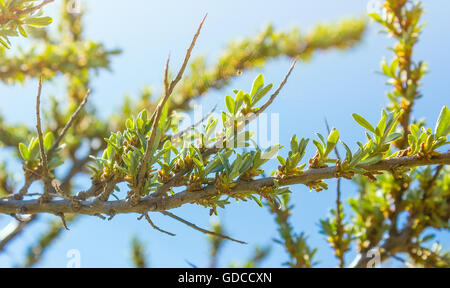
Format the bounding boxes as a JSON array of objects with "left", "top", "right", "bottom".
[{"left": 0, "top": 0, "right": 449, "bottom": 267}]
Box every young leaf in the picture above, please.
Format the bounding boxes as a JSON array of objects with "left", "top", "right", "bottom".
[
  {"left": 261, "top": 145, "right": 281, "bottom": 160},
  {"left": 324, "top": 129, "right": 339, "bottom": 157},
  {"left": 352, "top": 114, "right": 375, "bottom": 133},
  {"left": 252, "top": 84, "right": 273, "bottom": 105},
  {"left": 19, "top": 143, "right": 29, "bottom": 160},
  {"left": 313, "top": 140, "right": 324, "bottom": 157},
  {"left": 277, "top": 155, "right": 286, "bottom": 166},
  {"left": 434, "top": 106, "right": 450, "bottom": 138},
  {"left": 385, "top": 132, "right": 402, "bottom": 143},
  {"left": 43, "top": 132, "right": 54, "bottom": 151},
  {"left": 23, "top": 17, "right": 53, "bottom": 27},
  {"left": 225, "top": 95, "right": 235, "bottom": 114},
  {"left": 250, "top": 74, "right": 264, "bottom": 97},
  {"left": 235, "top": 90, "right": 245, "bottom": 112}
]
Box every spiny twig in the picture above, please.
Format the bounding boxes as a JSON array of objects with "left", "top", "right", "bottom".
[
  {"left": 35, "top": 77, "right": 51, "bottom": 202},
  {"left": 57, "top": 212, "right": 69, "bottom": 230},
  {"left": 160, "top": 211, "right": 246, "bottom": 244},
  {"left": 325, "top": 118, "right": 345, "bottom": 268},
  {"left": 48, "top": 89, "right": 90, "bottom": 157},
  {"left": 171, "top": 104, "right": 218, "bottom": 140},
  {"left": 134, "top": 15, "right": 207, "bottom": 203},
  {"left": 256, "top": 58, "right": 297, "bottom": 116},
  {"left": 143, "top": 213, "right": 175, "bottom": 236}
]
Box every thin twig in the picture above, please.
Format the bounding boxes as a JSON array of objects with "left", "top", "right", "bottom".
[
  {"left": 160, "top": 211, "right": 246, "bottom": 244},
  {"left": 212, "top": 58, "right": 297, "bottom": 149},
  {"left": 325, "top": 118, "right": 345, "bottom": 268},
  {"left": 48, "top": 89, "right": 90, "bottom": 157},
  {"left": 255, "top": 58, "right": 297, "bottom": 116},
  {"left": 35, "top": 77, "right": 51, "bottom": 202},
  {"left": 143, "top": 213, "right": 175, "bottom": 236},
  {"left": 171, "top": 104, "right": 218, "bottom": 140},
  {"left": 169, "top": 14, "right": 208, "bottom": 95},
  {"left": 57, "top": 212, "right": 69, "bottom": 230}
]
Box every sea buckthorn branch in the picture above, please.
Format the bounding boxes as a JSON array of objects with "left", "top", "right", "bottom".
[
  {"left": 268, "top": 193, "right": 318, "bottom": 267},
  {"left": 322, "top": 119, "right": 348, "bottom": 268},
  {"left": 3, "top": 58, "right": 447, "bottom": 246},
  {"left": 370, "top": 0, "right": 426, "bottom": 148},
  {"left": 148, "top": 60, "right": 296, "bottom": 199},
  {"left": 347, "top": 0, "right": 450, "bottom": 267},
  {"left": 132, "top": 14, "right": 207, "bottom": 205},
  {"left": 0, "top": 151, "right": 447, "bottom": 216}
]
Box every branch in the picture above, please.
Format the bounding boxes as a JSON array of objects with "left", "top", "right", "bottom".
[{"left": 0, "top": 152, "right": 447, "bottom": 216}]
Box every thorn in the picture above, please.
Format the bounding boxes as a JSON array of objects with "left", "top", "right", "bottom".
[{"left": 57, "top": 212, "right": 69, "bottom": 230}]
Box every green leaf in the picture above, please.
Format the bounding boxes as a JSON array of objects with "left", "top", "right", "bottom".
[
  {"left": 261, "top": 145, "right": 281, "bottom": 160},
  {"left": 277, "top": 155, "right": 286, "bottom": 165},
  {"left": 43, "top": 132, "right": 54, "bottom": 151},
  {"left": 125, "top": 118, "right": 133, "bottom": 130},
  {"left": 243, "top": 93, "right": 252, "bottom": 107},
  {"left": 235, "top": 90, "right": 245, "bottom": 112},
  {"left": 250, "top": 74, "right": 264, "bottom": 97},
  {"left": 250, "top": 195, "right": 263, "bottom": 207},
  {"left": 410, "top": 124, "right": 420, "bottom": 138},
  {"left": 18, "top": 25, "right": 28, "bottom": 37},
  {"left": 192, "top": 158, "right": 204, "bottom": 169},
  {"left": 218, "top": 153, "right": 230, "bottom": 174},
  {"left": 225, "top": 95, "right": 235, "bottom": 114},
  {"left": 340, "top": 141, "right": 352, "bottom": 163},
  {"left": 23, "top": 17, "right": 53, "bottom": 27},
  {"left": 28, "top": 138, "right": 40, "bottom": 160},
  {"left": 368, "top": 12, "right": 383, "bottom": 23},
  {"left": 352, "top": 114, "right": 375, "bottom": 133},
  {"left": 19, "top": 143, "right": 28, "bottom": 160},
  {"left": 385, "top": 132, "right": 402, "bottom": 143},
  {"left": 313, "top": 140, "right": 324, "bottom": 157},
  {"left": 252, "top": 84, "right": 273, "bottom": 105},
  {"left": 0, "top": 38, "right": 10, "bottom": 49},
  {"left": 434, "top": 106, "right": 450, "bottom": 138},
  {"left": 316, "top": 133, "right": 326, "bottom": 146},
  {"left": 375, "top": 112, "right": 387, "bottom": 138},
  {"left": 325, "top": 129, "right": 339, "bottom": 157},
  {"left": 359, "top": 153, "right": 383, "bottom": 165}
]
